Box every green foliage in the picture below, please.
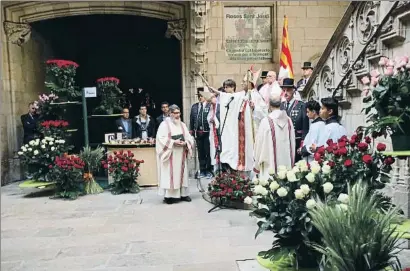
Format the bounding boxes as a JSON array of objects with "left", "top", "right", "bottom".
[
  {"left": 45, "top": 61, "right": 81, "bottom": 101},
  {"left": 94, "top": 78, "right": 125, "bottom": 115},
  {"left": 79, "top": 146, "right": 105, "bottom": 173},
  {"left": 308, "top": 182, "right": 403, "bottom": 271}
]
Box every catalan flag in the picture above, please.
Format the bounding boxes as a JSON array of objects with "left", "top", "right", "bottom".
[{"left": 278, "top": 16, "right": 294, "bottom": 79}]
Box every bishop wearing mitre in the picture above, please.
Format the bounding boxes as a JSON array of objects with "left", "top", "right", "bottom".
[
  {"left": 253, "top": 93, "right": 295, "bottom": 181},
  {"left": 209, "top": 67, "right": 267, "bottom": 174},
  {"left": 156, "top": 104, "right": 195, "bottom": 204}
]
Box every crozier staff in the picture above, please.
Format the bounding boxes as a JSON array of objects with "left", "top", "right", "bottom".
[{"left": 156, "top": 104, "right": 194, "bottom": 204}]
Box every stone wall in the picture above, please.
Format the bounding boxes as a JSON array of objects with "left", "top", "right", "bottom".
[{"left": 206, "top": 1, "right": 348, "bottom": 87}]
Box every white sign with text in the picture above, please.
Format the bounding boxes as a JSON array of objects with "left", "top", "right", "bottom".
[{"left": 84, "top": 87, "right": 97, "bottom": 98}]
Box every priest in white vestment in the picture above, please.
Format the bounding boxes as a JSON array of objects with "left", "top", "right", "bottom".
[
  {"left": 209, "top": 69, "right": 267, "bottom": 173},
  {"left": 253, "top": 93, "right": 296, "bottom": 181},
  {"left": 156, "top": 104, "right": 195, "bottom": 204}
]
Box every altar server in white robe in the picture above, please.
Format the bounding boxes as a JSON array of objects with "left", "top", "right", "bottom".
[
  {"left": 156, "top": 104, "right": 194, "bottom": 204},
  {"left": 253, "top": 93, "right": 296, "bottom": 181},
  {"left": 209, "top": 68, "right": 267, "bottom": 173},
  {"left": 204, "top": 91, "right": 220, "bottom": 173},
  {"left": 299, "top": 100, "right": 326, "bottom": 162}
]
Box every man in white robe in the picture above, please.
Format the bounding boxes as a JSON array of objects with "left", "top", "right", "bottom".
[
  {"left": 156, "top": 104, "right": 195, "bottom": 204},
  {"left": 253, "top": 93, "right": 296, "bottom": 181},
  {"left": 209, "top": 69, "right": 267, "bottom": 173},
  {"left": 299, "top": 100, "right": 326, "bottom": 162}
]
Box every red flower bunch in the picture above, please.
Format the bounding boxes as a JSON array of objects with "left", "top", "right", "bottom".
[
  {"left": 96, "top": 77, "right": 120, "bottom": 84},
  {"left": 208, "top": 171, "right": 253, "bottom": 203},
  {"left": 313, "top": 132, "right": 395, "bottom": 193},
  {"left": 53, "top": 154, "right": 85, "bottom": 171},
  {"left": 46, "top": 59, "right": 79, "bottom": 68},
  {"left": 102, "top": 150, "right": 143, "bottom": 194},
  {"left": 40, "top": 120, "right": 69, "bottom": 129}
]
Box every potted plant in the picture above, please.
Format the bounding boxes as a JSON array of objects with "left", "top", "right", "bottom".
[
  {"left": 79, "top": 146, "right": 104, "bottom": 194},
  {"left": 308, "top": 182, "right": 403, "bottom": 271},
  {"left": 362, "top": 56, "right": 410, "bottom": 151},
  {"left": 38, "top": 120, "right": 71, "bottom": 139},
  {"left": 45, "top": 59, "right": 81, "bottom": 102},
  {"left": 208, "top": 170, "right": 253, "bottom": 209},
  {"left": 102, "top": 150, "right": 144, "bottom": 195},
  {"left": 50, "top": 154, "right": 85, "bottom": 200},
  {"left": 94, "top": 77, "right": 124, "bottom": 115}
]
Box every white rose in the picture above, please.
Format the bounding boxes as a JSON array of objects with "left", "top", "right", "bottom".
[
  {"left": 17, "top": 151, "right": 23, "bottom": 155},
  {"left": 25, "top": 144, "right": 28, "bottom": 148},
  {"left": 259, "top": 178, "right": 269, "bottom": 187},
  {"left": 323, "top": 182, "right": 334, "bottom": 194},
  {"left": 268, "top": 168, "right": 275, "bottom": 175},
  {"left": 41, "top": 139, "right": 46, "bottom": 144},
  {"left": 58, "top": 139, "right": 65, "bottom": 144},
  {"left": 278, "top": 165, "right": 287, "bottom": 172},
  {"left": 277, "top": 187, "right": 288, "bottom": 197},
  {"left": 51, "top": 147, "right": 55, "bottom": 151},
  {"left": 300, "top": 184, "right": 310, "bottom": 195},
  {"left": 305, "top": 172, "right": 315, "bottom": 183},
  {"left": 252, "top": 177, "right": 259, "bottom": 185},
  {"left": 337, "top": 193, "right": 349, "bottom": 204},
  {"left": 33, "top": 150, "right": 39, "bottom": 155},
  {"left": 286, "top": 171, "right": 297, "bottom": 182},
  {"left": 41, "top": 145, "right": 46, "bottom": 149},
  {"left": 306, "top": 199, "right": 317, "bottom": 209},
  {"left": 244, "top": 196, "right": 253, "bottom": 205},
  {"left": 254, "top": 185, "right": 268, "bottom": 196},
  {"left": 294, "top": 189, "right": 304, "bottom": 199},
  {"left": 29, "top": 140, "right": 35, "bottom": 146},
  {"left": 292, "top": 166, "right": 300, "bottom": 173},
  {"left": 21, "top": 147, "right": 27, "bottom": 152},
  {"left": 260, "top": 187, "right": 268, "bottom": 196},
  {"left": 269, "top": 180, "right": 280, "bottom": 191},
  {"left": 278, "top": 170, "right": 287, "bottom": 180},
  {"left": 311, "top": 165, "right": 321, "bottom": 174},
  {"left": 28, "top": 148, "right": 33, "bottom": 152},
  {"left": 300, "top": 165, "right": 309, "bottom": 172},
  {"left": 297, "top": 160, "right": 308, "bottom": 168},
  {"left": 49, "top": 142, "right": 54, "bottom": 146},
  {"left": 322, "top": 164, "right": 331, "bottom": 175}
]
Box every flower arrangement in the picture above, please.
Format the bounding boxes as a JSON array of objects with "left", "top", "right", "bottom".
[
  {"left": 45, "top": 59, "right": 81, "bottom": 101},
  {"left": 313, "top": 134, "right": 394, "bottom": 195},
  {"left": 17, "top": 137, "right": 70, "bottom": 181},
  {"left": 39, "top": 120, "right": 70, "bottom": 139},
  {"left": 35, "top": 93, "right": 59, "bottom": 118},
  {"left": 250, "top": 160, "right": 331, "bottom": 269},
  {"left": 102, "top": 150, "right": 144, "bottom": 195},
  {"left": 208, "top": 170, "right": 253, "bottom": 207},
  {"left": 50, "top": 154, "right": 85, "bottom": 200},
  {"left": 94, "top": 77, "right": 124, "bottom": 115},
  {"left": 78, "top": 146, "right": 104, "bottom": 195},
  {"left": 362, "top": 55, "right": 410, "bottom": 150}
]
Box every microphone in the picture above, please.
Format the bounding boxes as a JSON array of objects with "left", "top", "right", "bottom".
[{"left": 225, "top": 96, "right": 234, "bottom": 108}]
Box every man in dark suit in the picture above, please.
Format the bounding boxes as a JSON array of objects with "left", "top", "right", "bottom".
[
  {"left": 297, "top": 62, "right": 314, "bottom": 92},
  {"left": 280, "top": 78, "right": 310, "bottom": 162},
  {"left": 156, "top": 101, "right": 169, "bottom": 128},
  {"left": 115, "top": 108, "right": 133, "bottom": 139},
  {"left": 21, "top": 102, "right": 39, "bottom": 144},
  {"left": 257, "top": 71, "right": 269, "bottom": 91},
  {"left": 134, "top": 105, "right": 156, "bottom": 140}
]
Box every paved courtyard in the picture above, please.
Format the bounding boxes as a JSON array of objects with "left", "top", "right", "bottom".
[{"left": 1, "top": 181, "right": 271, "bottom": 271}]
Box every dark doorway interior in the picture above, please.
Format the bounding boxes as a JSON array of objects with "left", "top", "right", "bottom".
[{"left": 31, "top": 14, "right": 182, "bottom": 149}]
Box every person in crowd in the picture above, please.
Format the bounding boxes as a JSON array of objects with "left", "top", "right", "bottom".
[
  {"left": 209, "top": 69, "right": 264, "bottom": 175},
  {"left": 319, "top": 97, "right": 347, "bottom": 144},
  {"left": 189, "top": 88, "right": 212, "bottom": 179},
  {"left": 253, "top": 93, "right": 295, "bottom": 180},
  {"left": 133, "top": 105, "right": 155, "bottom": 140},
  {"left": 156, "top": 104, "right": 194, "bottom": 204},
  {"left": 297, "top": 61, "right": 314, "bottom": 92},
  {"left": 156, "top": 101, "right": 169, "bottom": 127},
  {"left": 222, "top": 79, "right": 236, "bottom": 93},
  {"left": 257, "top": 71, "right": 269, "bottom": 91},
  {"left": 259, "top": 71, "right": 282, "bottom": 106},
  {"left": 280, "top": 78, "right": 310, "bottom": 162},
  {"left": 299, "top": 100, "right": 325, "bottom": 162},
  {"left": 115, "top": 107, "right": 133, "bottom": 139},
  {"left": 21, "top": 102, "right": 40, "bottom": 144},
  {"left": 206, "top": 91, "right": 220, "bottom": 173}
]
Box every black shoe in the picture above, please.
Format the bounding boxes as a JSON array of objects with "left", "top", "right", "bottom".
[
  {"left": 164, "top": 197, "right": 175, "bottom": 204},
  {"left": 181, "top": 196, "right": 192, "bottom": 202}
]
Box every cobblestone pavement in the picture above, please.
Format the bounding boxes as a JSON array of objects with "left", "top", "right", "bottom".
[{"left": 1, "top": 181, "right": 271, "bottom": 271}]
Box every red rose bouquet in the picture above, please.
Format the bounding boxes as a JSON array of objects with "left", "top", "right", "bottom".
[
  {"left": 50, "top": 154, "right": 85, "bottom": 199},
  {"left": 45, "top": 59, "right": 81, "bottom": 101},
  {"left": 39, "top": 120, "right": 70, "bottom": 139},
  {"left": 102, "top": 150, "right": 144, "bottom": 195},
  {"left": 94, "top": 77, "right": 124, "bottom": 115}
]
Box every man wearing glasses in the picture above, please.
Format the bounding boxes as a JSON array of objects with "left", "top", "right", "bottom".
[
  {"left": 21, "top": 102, "right": 39, "bottom": 144},
  {"left": 115, "top": 108, "right": 133, "bottom": 139}
]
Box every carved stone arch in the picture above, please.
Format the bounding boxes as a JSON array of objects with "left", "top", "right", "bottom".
[
  {"left": 336, "top": 36, "right": 351, "bottom": 76},
  {"left": 355, "top": 1, "right": 379, "bottom": 45},
  {"left": 320, "top": 65, "right": 334, "bottom": 98}
]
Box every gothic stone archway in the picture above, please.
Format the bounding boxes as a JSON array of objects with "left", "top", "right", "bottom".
[{"left": 0, "top": 1, "right": 204, "bottom": 184}]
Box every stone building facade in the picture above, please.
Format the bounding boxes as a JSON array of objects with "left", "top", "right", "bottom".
[{"left": 0, "top": 1, "right": 347, "bottom": 185}]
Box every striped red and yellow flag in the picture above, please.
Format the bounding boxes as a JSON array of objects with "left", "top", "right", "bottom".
[{"left": 279, "top": 16, "right": 294, "bottom": 79}]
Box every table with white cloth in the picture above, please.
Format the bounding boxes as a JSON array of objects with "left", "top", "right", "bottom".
[{"left": 103, "top": 143, "right": 158, "bottom": 187}]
